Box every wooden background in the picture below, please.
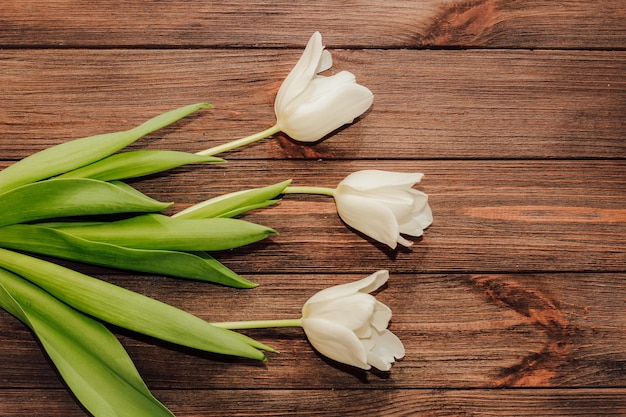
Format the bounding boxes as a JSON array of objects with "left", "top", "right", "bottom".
[{"left": 1, "top": 1, "right": 625, "bottom": 416}]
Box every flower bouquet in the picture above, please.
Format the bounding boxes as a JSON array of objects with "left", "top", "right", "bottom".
[{"left": 0, "top": 32, "right": 432, "bottom": 416}]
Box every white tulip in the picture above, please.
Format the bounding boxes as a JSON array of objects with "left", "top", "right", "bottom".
[
  {"left": 300, "top": 270, "right": 404, "bottom": 371},
  {"left": 334, "top": 170, "right": 433, "bottom": 249},
  {"left": 274, "top": 32, "right": 374, "bottom": 142}
]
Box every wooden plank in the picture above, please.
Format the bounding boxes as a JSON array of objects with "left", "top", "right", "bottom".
[
  {"left": 0, "top": 159, "right": 623, "bottom": 273},
  {"left": 1, "top": 49, "right": 624, "bottom": 160},
  {"left": 113, "top": 159, "right": 625, "bottom": 274},
  {"left": 1, "top": 388, "right": 625, "bottom": 416},
  {"left": 1, "top": 1, "right": 625, "bottom": 49},
  {"left": 1, "top": 272, "right": 623, "bottom": 390}
]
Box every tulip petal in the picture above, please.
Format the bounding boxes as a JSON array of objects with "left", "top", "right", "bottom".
[
  {"left": 354, "top": 321, "right": 373, "bottom": 338},
  {"left": 274, "top": 32, "right": 324, "bottom": 114},
  {"left": 301, "top": 318, "right": 370, "bottom": 369},
  {"left": 285, "top": 72, "right": 357, "bottom": 111},
  {"left": 363, "top": 189, "right": 420, "bottom": 221},
  {"left": 414, "top": 196, "right": 434, "bottom": 227},
  {"left": 304, "top": 293, "right": 375, "bottom": 331},
  {"left": 341, "top": 170, "right": 424, "bottom": 191},
  {"left": 364, "top": 329, "right": 405, "bottom": 371},
  {"left": 335, "top": 191, "right": 401, "bottom": 248},
  {"left": 303, "top": 270, "right": 389, "bottom": 307},
  {"left": 371, "top": 301, "right": 393, "bottom": 332},
  {"left": 317, "top": 50, "right": 333, "bottom": 73},
  {"left": 279, "top": 79, "right": 373, "bottom": 142}
]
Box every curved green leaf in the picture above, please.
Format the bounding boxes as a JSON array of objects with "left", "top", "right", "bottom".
[
  {"left": 0, "top": 248, "right": 273, "bottom": 360},
  {"left": 57, "top": 150, "right": 224, "bottom": 182},
  {"left": 174, "top": 179, "right": 291, "bottom": 219},
  {"left": 0, "top": 224, "right": 257, "bottom": 288},
  {"left": 0, "top": 178, "right": 171, "bottom": 227},
  {"left": 0, "top": 268, "right": 175, "bottom": 417},
  {"left": 51, "top": 213, "right": 277, "bottom": 251},
  {"left": 0, "top": 103, "right": 212, "bottom": 194}
]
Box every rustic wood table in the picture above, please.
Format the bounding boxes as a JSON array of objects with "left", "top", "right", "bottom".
[{"left": 1, "top": 1, "right": 625, "bottom": 416}]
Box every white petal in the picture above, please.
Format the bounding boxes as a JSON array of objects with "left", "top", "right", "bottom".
[
  {"left": 278, "top": 78, "right": 373, "bottom": 142},
  {"left": 398, "top": 210, "right": 432, "bottom": 238},
  {"left": 304, "top": 293, "right": 375, "bottom": 331},
  {"left": 283, "top": 72, "right": 358, "bottom": 115},
  {"left": 340, "top": 170, "right": 424, "bottom": 192},
  {"left": 397, "top": 217, "right": 425, "bottom": 237},
  {"left": 396, "top": 235, "right": 414, "bottom": 248},
  {"left": 301, "top": 318, "right": 370, "bottom": 369},
  {"left": 303, "top": 270, "right": 389, "bottom": 308},
  {"left": 334, "top": 190, "right": 400, "bottom": 248},
  {"left": 316, "top": 50, "right": 333, "bottom": 73},
  {"left": 363, "top": 329, "right": 405, "bottom": 371},
  {"left": 354, "top": 321, "right": 373, "bottom": 338},
  {"left": 414, "top": 199, "right": 433, "bottom": 229},
  {"left": 370, "top": 301, "right": 392, "bottom": 332},
  {"left": 398, "top": 191, "right": 432, "bottom": 235},
  {"left": 369, "top": 189, "right": 420, "bottom": 220},
  {"left": 274, "top": 32, "right": 325, "bottom": 114}
]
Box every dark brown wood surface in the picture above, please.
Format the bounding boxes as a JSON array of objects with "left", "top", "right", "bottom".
[{"left": 1, "top": 1, "right": 625, "bottom": 416}]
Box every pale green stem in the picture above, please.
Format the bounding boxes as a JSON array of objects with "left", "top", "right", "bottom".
[
  {"left": 283, "top": 186, "right": 336, "bottom": 197},
  {"left": 196, "top": 124, "right": 281, "bottom": 156},
  {"left": 211, "top": 318, "right": 302, "bottom": 330}
]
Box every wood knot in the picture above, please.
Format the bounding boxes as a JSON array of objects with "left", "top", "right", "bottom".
[
  {"left": 422, "top": 0, "right": 504, "bottom": 47},
  {"left": 469, "top": 275, "right": 579, "bottom": 387}
]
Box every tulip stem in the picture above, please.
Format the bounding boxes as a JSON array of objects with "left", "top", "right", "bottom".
[
  {"left": 283, "top": 186, "right": 336, "bottom": 197},
  {"left": 211, "top": 318, "right": 302, "bottom": 330},
  {"left": 196, "top": 124, "right": 282, "bottom": 156}
]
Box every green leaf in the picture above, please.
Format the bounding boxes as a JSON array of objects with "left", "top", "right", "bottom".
[
  {"left": 173, "top": 180, "right": 292, "bottom": 219},
  {"left": 0, "top": 268, "right": 175, "bottom": 417},
  {"left": 0, "top": 248, "right": 274, "bottom": 360},
  {"left": 0, "top": 224, "right": 257, "bottom": 288},
  {"left": 215, "top": 200, "right": 281, "bottom": 218},
  {"left": 0, "top": 103, "right": 211, "bottom": 194},
  {"left": 51, "top": 213, "right": 277, "bottom": 251},
  {"left": 0, "top": 178, "right": 171, "bottom": 227},
  {"left": 57, "top": 150, "right": 224, "bottom": 182}
]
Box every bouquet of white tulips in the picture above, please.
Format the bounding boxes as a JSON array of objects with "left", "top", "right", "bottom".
[{"left": 0, "top": 32, "right": 432, "bottom": 417}]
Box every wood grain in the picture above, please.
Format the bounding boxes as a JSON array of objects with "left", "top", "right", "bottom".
[
  {"left": 1, "top": 0, "right": 625, "bottom": 49},
  {"left": 103, "top": 159, "right": 626, "bottom": 274},
  {"left": 1, "top": 49, "right": 624, "bottom": 160},
  {"left": 0, "top": 272, "right": 623, "bottom": 390},
  {"left": 1, "top": 388, "right": 625, "bottom": 416}
]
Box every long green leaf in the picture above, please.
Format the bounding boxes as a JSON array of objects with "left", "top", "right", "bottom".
[
  {"left": 57, "top": 150, "right": 224, "bottom": 182},
  {"left": 51, "top": 213, "right": 277, "bottom": 251},
  {"left": 0, "top": 248, "right": 273, "bottom": 360},
  {"left": 0, "top": 178, "right": 171, "bottom": 227},
  {"left": 173, "top": 180, "right": 291, "bottom": 219},
  {"left": 0, "top": 224, "right": 257, "bottom": 288},
  {"left": 0, "top": 268, "right": 175, "bottom": 417},
  {"left": 215, "top": 200, "right": 281, "bottom": 218},
  {"left": 0, "top": 103, "right": 211, "bottom": 194}
]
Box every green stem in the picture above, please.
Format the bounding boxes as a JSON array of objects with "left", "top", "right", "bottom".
[
  {"left": 196, "top": 124, "right": 281, "bottom": 156},
  {"left": 283, "top": 186, "right": 336, "bottom": 197},
  {"left": 210, "top": 318, "right": 302, "bottom": 330}
]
